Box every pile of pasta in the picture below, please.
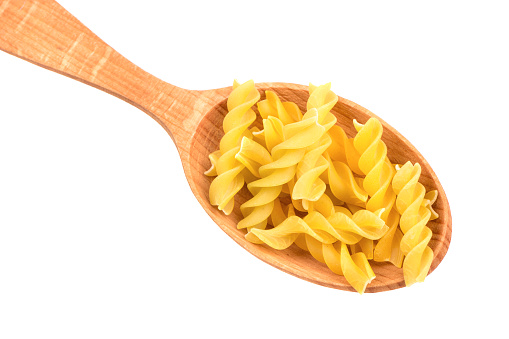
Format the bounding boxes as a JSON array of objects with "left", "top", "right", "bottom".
[{"left": 205, "top": 80, "right": 438, "bottom": 293}]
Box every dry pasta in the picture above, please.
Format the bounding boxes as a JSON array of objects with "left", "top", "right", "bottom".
[
  {"left": 392, "top": 162, "right": 435, "bottom": 286},
  {"left": 207, "top": 80, "right": 259, "bottom": 215},
  {"left": 353, "top": 118, "right": 396, "bottom": 221},
  {"left": 237, "top": 109, "right": 326, "bottom": 231},
  {"left": 206, "top": 80, "right": 439, "bottom": 293}
]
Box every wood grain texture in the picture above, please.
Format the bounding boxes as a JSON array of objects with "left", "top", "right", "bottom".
[{"left": 0, "top": 0, "right": 451, "bottom": 292}]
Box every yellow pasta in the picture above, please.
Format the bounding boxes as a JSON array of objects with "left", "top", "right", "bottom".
[
  {"left": 341, "top": 242, "right": 376, "bottom": 294},
  {"left": 299, "top": 239, "right": 375, "bottom": 294},
  {"left": 206, "top": 80, "right": 440, "bottom": 293},
  {"left": 350, "top": 237, "right": 375, "bottom": 260},
  {"left": 208, "top": 147, "right": 244, "bottom": 215},
  {"left": 392, "top": 161, "right": 434, "bottom": 286},
  {"left": 288, "top": 84, "right": 337, "bottom": 210},
  {"left": 207, "top": 80, "right": 259, "bottom": 214},
  {"left": 353, "top": 118, "right": 396, "bottom": 221},
  {"left": 235, "top": 137, "right": 272, "bottom": 179},
  {"left": 248, "top": 207, "right": 387, "bottom": 245},
  {"left": 308, "top": 83, "right": 338, "bottom": 125},
  {"left": 237, "top": 109, "right": 326, "bottom": 230},
  {"left": 219, "top": 80, "right": 259, "bottom": 155},
  {"left": 423, "top": 189, "right": 439, "bottom": 220},
  {"left": 258, "top": 90, "right": 303, "bottom": 124},
  {"left": 327, "top": 124, "right": 363, "bottom": 175},
  {"left": 292, "top": 134, "right": 331, "bottom": 203},
  {"left": 325, "top": 152, "right": 368, "bottom": 207},
  {"left": 304, "top": 235, "right": 377, "bottom": 294},
  {"left": 204, "top": 150, "right": 221, "bottom": 177},
  {"left": 322, "top": 242, "right": 344, "bottom": 275},
  {"left": 373, "top": 209, "right": 404, "bottom": 268},
  {"left": 247, "top": 215, "right": 325, "bottom": 250}
]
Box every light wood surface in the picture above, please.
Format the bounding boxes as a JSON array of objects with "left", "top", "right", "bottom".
[{"left": 0, "top": 0, "right": 451, "bottom": 292}]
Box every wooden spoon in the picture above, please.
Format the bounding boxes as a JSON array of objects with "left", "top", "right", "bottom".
[{"left": 0, "top": 0, "right": 451, "bottom": 292}]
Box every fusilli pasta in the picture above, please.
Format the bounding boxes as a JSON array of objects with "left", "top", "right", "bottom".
[{"left": 205, "top": 80, "right": 439, "bottom": 293}]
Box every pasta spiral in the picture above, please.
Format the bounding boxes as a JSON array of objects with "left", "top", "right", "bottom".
[
  {"left": 292, "top": 134, "right": 331, "bottom": 204},
  {"left": 353, "top": 118, "right": 396, "bottom": 221},
  {"left": 208, "top": 147, "right": 244, "bottom": 215},
  {"left": 208, "top": 80, "right": 259, "bottom": 215},
  {"left": 249, "top": 202, "right": 384, "bottom": 294},
  {"left": 373, "top": 209, "right": 404, "bottom": 267},
  {"left": 235, "top": 137, "right": 272, "bottom": 179},
  {"left": 219, "top": 80, "right": 259, "bottom": 154},
  {"left": 308, "top": 83, "right": 338, "bottom": 125},
  {"left": 206, "top": 80, "right": 440, "bottom": 292},
  {"left": 257, "top": 90, "right": 303, "bottom": 124},
  {"left": 247, "top": 208, "right": 388, "bottom": 250},
  {"left": 324, "top": 124, "right": 367, "bottom": 206},
  {"left": 237, "top": 109, "right": 326, "bottom": 230},
  {"left": 327, "top": 125, "right": 358, "bottom": 167},
  {"left": 392, "top": 161, "right": 433, "bottom": 286},
  {"left": 325, "top": 152, "right": 368, "bottom": 207},
  {"left": 289, "top": 84, "right": 338, "bottom": 210}
]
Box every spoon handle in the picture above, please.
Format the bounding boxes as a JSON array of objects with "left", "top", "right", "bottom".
[{"left": 0, "top": 0, "right": 189, "bottom": 138}]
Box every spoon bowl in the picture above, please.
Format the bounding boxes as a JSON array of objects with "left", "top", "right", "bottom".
[
  {"left": 190, "top": 83, "right": 451, "bottom": 292},
  {"left": 0, "top": 0, "right": 451, "bottom": 292}
]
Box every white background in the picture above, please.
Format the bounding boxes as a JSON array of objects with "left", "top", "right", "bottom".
[{"left": 1, "top": 0, "right": 508, "bottom": 338}]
